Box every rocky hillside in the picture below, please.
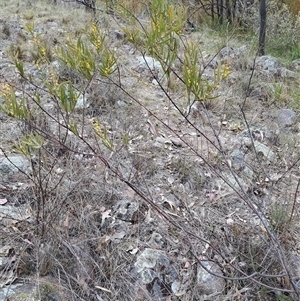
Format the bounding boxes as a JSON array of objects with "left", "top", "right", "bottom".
[{"left": 1, "top": 0, "right": 300, "bottom": 300}]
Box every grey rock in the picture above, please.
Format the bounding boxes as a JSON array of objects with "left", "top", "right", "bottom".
[
  {"left": 256, "top": 55, "right": 295, "bottom": 78},
  {"left": 242, "top": 166, "right": 254, "bottom": 179},
  {"left": 239, "top": 130, "right": 275, "bottom": 161},
  {"left": 47, "top": 293, "right": 62, "bottom": 301},
  {"left": 222, "top": 172, "right": 247, "bottom": 191},
  {"left": 115, "top": 199, "right": 139, "bottom": 221},
  {"left": 217, "top": 45, "right": 249, "bottom": 64},
  {"left": 0, "top": 155, "right": 32, "bottom": 179},
  {"left": 236, "top": 45, "right": 249, "bottom": 56},
  {"left": 50, "top": 60, "right": 60, "bottom": 70},
  {"left": 219, "top": 46, "right": 235, "bottom": 60},
  {"left": 249, "top": 86, "right": 268, "bottom": 101},
  {"left": 141, "top": 268, "right": 159, "bottom": 284},
  {"left": 0, "top": 283, "right": 35, "bottom": 301},
  {"left": 148, "top": 232, "right": 164, "bottom": 248},
  {"left": 278, "top": 108, "right": 297, "bottom": 126},
  {"left": 254, "top": 141, "right": 275, "bottom": 161},
  {"left": 0, "top": 204, "right": 29, "bottom": 225},
  {"left": 256, "top": 55, "right": 282, "bottom": 76},
  {"left": 75, "top": 93, "right": 90, "bottom": 110},
  {"left": 171, "top": 280, "right": 181, "bottom": 294},
  {"left": 135, "top": 248, "right": 178, "bottom": 296},
  {"left": 135, "top": 249, "right": 167, "bottom": 274},
  {"left": 171, "top": 137, "right": 183, "bottom": 147},
  {"left": 197, "top": 260, "right": 225, "bottom": 295},
  {"left": 279, "top": 67, "right": 296, "bottom": 79},
  {"left": 133, "top": 56, "right": 163, "bottom": 74},
  {"left": 230, "top": 149, "right": 245, "bottom": 171},
  {"left": 109, "top": 30, "right": 125, "bottom": 40},
  {"left": 289, "top": 59, "right": 300, "bottom": 71}
]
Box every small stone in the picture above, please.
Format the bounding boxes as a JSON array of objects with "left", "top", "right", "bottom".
[
  {"left": 171, "top": 138, "right": 183, "bottom": 147},
  {"left": 254, "top": 141, "right": 275, "bottom": 161},
  {"left": 148, "top": 232, "right": 164, "bottom": 248},
  {"left": 75, "top": 93, "right": 90, "bottom": 110},
  {"left": 197, "top": 260, "right": 225, "bottom": 295},
  {"left": 278, "top": 109, "right": 297, "bottom": 127},
  {"left": 230, "top": 149, "right": 245, "bottom": 171}
]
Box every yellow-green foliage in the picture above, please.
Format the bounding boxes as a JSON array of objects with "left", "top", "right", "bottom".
[{"left": 0, "top": 0, "right": 230, "bottom": 157}]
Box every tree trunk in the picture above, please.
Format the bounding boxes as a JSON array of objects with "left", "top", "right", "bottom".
[
  {"left": 226, "top": 0, "right": 232, "bottom": 23},
  {"left": 258, "top": 0, "right": 266, "bottom": 55}
]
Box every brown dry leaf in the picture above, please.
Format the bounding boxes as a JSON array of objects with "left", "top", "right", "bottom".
[{"left": 95, "top": 235, "right": 111, "bottom": 252}]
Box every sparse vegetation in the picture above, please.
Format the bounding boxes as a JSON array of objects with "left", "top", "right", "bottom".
[{"left": 1, "top": 0, "right": 300, "bottom": 300}]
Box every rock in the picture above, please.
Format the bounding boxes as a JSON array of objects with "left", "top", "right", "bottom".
[
  {"left": 254, "top": 141, "right": 275, "bottom": 161},
  {"left": 115, "top": 199, "right": 139, "bottom": 222},
  {"left": 50, "top": 60, "right": 60, "bottom": 70},
  {"left": 47, "top": 293, "right": 62, "bottom": 301},
  {"left": 135, "top": 248, "right": 178, "bottom": 298},
  {"left": 134, "top": 56, "right": 163, "bottom": 73},
  {"left": 256, "top": 55, "right": 296, "bottom": 78},
  {"left": 197, "top": 260, "right": 225, "bottom": 295},
  {"left": 131, "top": 56, "right": 164, "bottom": 84},
  {"left": 135, "top": 249, "right": 167, "bottom": 276},
  {"left": 219, "top": 46, "right": 235, "bottom": 60},
  {"left": 0, "top": 204, "right": 29, "bottom": 226},
  {"left": 289, "top": 59, "right": 300, "bottom": 71},
  {"left": 287, "top": 254, "right": 300, "bottom": 299},
  {"left": 109, "top": 30, "right": 125, "bottom": 41},
  {"left": 0, "top": 283, "right": 36, "bottom": 301},
  {"left": 206, "top": 58, "right": 218, "bottom": 69},
  {"left": 221, "top": 171, "right": 248, "bottom": 191},
  {"left": 171, "top": 137, "right": 183, "bottom": 147},
  {"left": 0, "top": 155, "right": 32, "bottom": 180},
  {"left": 217, "top": 45, "right": 249, "bottom": 66},
  {"left": 0, "top": 282, "right": 62, "bottom": 301},
  {"left": 239, "top": 130, "right": 275, "bottom": 161},
  {"left": 277, "top": 109, "right": 297, "bottom": 127},
  {"left": 148, "top": 232, "right": 164, "bottom": 248},
  {"left": 75, "top": 93, "right": 90, "bottom": 110},
  {"left": 230, "top": 149, "right": 245, "bottom": 171},
  {"left": 242, "top": 166, "right": 254, "bottom": 179},
  {"left": 256, "top": 55, "right": 282, "bottom": 76},
  {"left": 279, "top": 67, "right": 297, "bottom": 78},
  {"left": 249, "top": 86, "right": 268, "bottom": 101}
]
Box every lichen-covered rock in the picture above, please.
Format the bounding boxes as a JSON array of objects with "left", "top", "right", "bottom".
[
  {"left": 197, "top": 260, "right": 225, "bottom": 295},
  {"left": 135, "top": 248, "right": 178, "bottom": 299},
  {"left": 115, "top": 199, "right": 139, "bottom": 222},
  {"left": 0, "top": 155, "right": 32, "bottom": 180}
]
